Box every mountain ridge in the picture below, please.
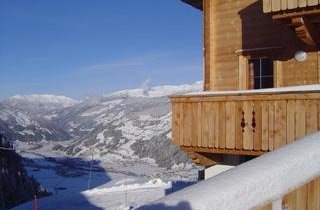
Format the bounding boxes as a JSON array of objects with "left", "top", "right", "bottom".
[{"left": 0, "top": 81, "right": 202, "bottom": 168}]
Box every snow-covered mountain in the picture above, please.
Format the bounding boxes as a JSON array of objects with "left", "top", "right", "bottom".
[
  {"left": 0, "top": 95, "right": 77, "bottom": 142},
  {"left": 7, "top": 94, "right": 79, "bottom": 116},
  {"left": 108, "top": 81, "right": 202, "bottom": 98},
  {"left": 0, "top": 82, "right": 202, "bottom": 168}
]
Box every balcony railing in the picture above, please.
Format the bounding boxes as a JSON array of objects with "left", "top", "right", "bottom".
[
  {"left": 263, "top": 0, "right": 320, "bottom": 13},
  {"left": 171, "top": 87, "right": 320, "bottom": 156}
]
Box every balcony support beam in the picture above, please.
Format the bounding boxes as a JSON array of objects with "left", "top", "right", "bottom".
[{"left": 181, "top": 146, "right": 266, "bottom": 156}]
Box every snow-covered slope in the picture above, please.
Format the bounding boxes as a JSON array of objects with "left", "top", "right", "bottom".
[
  {"left": 8, "top": 94, "right": 79, "bottom": 116},
  {"left": 52, "top": 82, "right": 202, "bottom": 168},
  {"left": 0, "top": 95, "right": 77, "bottom": 142},
  {"left": 11, "top": 142, "right": 197, "bottom": 210},
  {"left": 0, "top": 104, "right": 70, "bottom": 142},
  {"left": 0, "top": 82, "right": 202, "bottom": 168}
]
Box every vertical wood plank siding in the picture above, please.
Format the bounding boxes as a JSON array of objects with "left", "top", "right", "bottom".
[
  {"left": 263, "top": 0, "right": 319, "bottom": 13},
  {"left": 204, "top": 0, "right": 320, "bottom": 91},
  {"left": 171, "top": 92, "right": 320, "bottom": 154}
]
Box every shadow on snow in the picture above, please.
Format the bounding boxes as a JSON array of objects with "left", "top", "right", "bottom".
[
  {"left": 10, "top": 156, "right": 111, "bottom": 210},
  {"left": 135, "top": 201, "right": 192, "bottom": 210},
  {"left": 165, "top": 180, "right": 196, "bottom": 196}
]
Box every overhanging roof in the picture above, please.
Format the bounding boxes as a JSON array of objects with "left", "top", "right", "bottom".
[{"left": 181, "top": 0, "right": 203, "bottom": 10}]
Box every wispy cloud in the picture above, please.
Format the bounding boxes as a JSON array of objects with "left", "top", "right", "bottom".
[
  {"left": 83, "top": 59, "right": 144, "bottom": 70},
  {"left": 81, "top": 53, "right": 166, "bottom": 71}
]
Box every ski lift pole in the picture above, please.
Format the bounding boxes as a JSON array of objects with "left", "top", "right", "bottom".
[
  {"left": 87, "top": 148, "right": 94, "bottom": 190},
  {"left": 34, "top": 195, "right": 39, "bottom": 210}
]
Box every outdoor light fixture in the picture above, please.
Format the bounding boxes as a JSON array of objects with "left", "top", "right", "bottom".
[{"left": 294, "top": 50, "right": 307, "bottom": 62}]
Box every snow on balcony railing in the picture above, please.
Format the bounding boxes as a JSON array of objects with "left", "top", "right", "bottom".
[
  {"left": 137, "top": 132, "right": 320, "bottom": 210},
  {"left": 172, "top": 84, "right": 320, "bottom": 97}
]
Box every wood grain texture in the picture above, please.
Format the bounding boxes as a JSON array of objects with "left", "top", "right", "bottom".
[
  {"left": 274, "top": 100, "right": 287, "bottom": 149},
  {"left": 239, "top": 55, "right": 249, "bottom": 90},
  {"left": 307, "top": 179, "right": 318, "bottom": 210},
  {"left": 287, "top": 0, "right": 299, "bottom": 9},
  {"left": 235, "top": 102, "right": 244, "bottom": 150},
  {"left": 205, "top": 0, "right": 320, "bottom": 91},
  {"left": 259, "top": 177, "right": 320, "bottom": 210},
  {"left": 299, "top": 0, "right": 308, "bottom": 7},
  {"left": 253, "top": 101, "right": 262, "bottom": 150},
  {"left": 183, "top": 103, "right": 192, "bottom": 146},
  {"left": 307, "top": 0, "right": 319, "bottom": 6},
  {"left": 297, "top": 185, "right": 308, "bottom": 210},
  {"left": 213, "top": 103, "right": 220, "bottom": 148},
  {"left": 243, "top": 101, "right": 254, "bottom": 150},
  {"left": 218, "top": 102, "right": 226, "bottom": 149},
  {"left": 306, "top": 100, "right": 318, "bottom": 135},
  {"left": 272, "top": 0, "right": 282, "bottom": 11},
  {"left": 295, "top": 100, "right": 306, "bottom": 139},
  {"left": 203, "top": 0, "right": 211, "bottom": 91},
  {"left": 191, "top": 103, "right": 198, "bottom": 147},
  {"left": 201, "top": 102, "right": 210, "bottom": 148},
  {"left": 172, "top": 103, "right": 181, "bottom": 145},
  {"left": 196, "top": 102, "right": 202, "bottom": 147},
  {"left": 268, "top": 101, "right": 275, "bottom": 151},
  {"left": 286, "top": 100, "right": 296, "bottom": 144},
  {"left": 226, "top": 101, "right": 236, "bottom": 149},
  {"left": 285, "top": 190, "right": 297, "bottom": 210},
  {"left": 279, "top": 53, "right": 319, "bottom": 87},
  {"left": 281, "top": 0, "right": 288, "bottom": 9},
  {"left": 318, "top": 52, "right": 320, "bottom": 84},
  {"left": 263, "top": 0, "right": 272, "bottom": 13},
  {"left": 261, "top": 101, "right": 269, "bottom": 151}
]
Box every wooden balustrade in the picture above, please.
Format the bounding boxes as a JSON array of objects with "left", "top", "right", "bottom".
[
  {"left": 171, "top": 91, "right": 320, "bottom": 156},
  {"left": 263, "top": 0, "right": 320, "bottom": 13},
  {"left": 253, "top": 176, "right": 320, "bottom": 210}
]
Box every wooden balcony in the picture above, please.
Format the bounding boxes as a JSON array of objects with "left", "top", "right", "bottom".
[
  {"left": 263, "top": 0, "right": 320, "bottom": 46},
  {"left": 171, "top": 87, "right": 320, "bottom": 157},
  {"left": 263, "top": 0, "right": 320, "bottom": 13}
]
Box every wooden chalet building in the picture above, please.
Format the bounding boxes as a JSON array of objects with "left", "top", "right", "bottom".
[
  {"left": 171, "top": 0, "right": 320, "bottom": 166},
  {"left": 170, "top": 0, "right": 320, "bottom": 208}
]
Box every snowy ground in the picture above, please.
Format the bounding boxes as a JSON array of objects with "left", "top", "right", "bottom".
[{"left": 11, "top": 141, "right": 198, "bottom": 210}]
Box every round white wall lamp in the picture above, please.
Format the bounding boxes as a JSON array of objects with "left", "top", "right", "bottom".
[{"left": 294, "top": 50, "right": 307, "bottom": 62}]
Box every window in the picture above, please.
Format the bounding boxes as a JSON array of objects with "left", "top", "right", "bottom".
[{"left": 249, "top": 58, "right": 273, "bottom": 89}]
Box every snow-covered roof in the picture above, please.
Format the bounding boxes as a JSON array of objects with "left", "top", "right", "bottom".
[
  {"left": 136, "top": 132, "right": 320, "bottom": 210},
  {"left": 171, "top": 84, "right": 320, "bottom": 98}
]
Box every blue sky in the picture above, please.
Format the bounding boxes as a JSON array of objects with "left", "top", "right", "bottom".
[{"left": 0, "top": 0, "right": 202, "bottom": 100}]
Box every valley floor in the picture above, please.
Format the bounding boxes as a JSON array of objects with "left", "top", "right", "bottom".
[{"left": 10, "top": 141, "right": 198, "bottom": 210}]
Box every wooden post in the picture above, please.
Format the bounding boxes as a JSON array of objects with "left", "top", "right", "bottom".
[{"left": 239, "top": 55, "right": 249, "bottom": 90}]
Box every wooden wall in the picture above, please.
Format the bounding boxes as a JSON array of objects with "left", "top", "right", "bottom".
[
  {"left": 203, "top": 0, "right": 320, "bottom": 91},
  {"left": 275, "top": 52, "right": 320, "bottom": 87}
]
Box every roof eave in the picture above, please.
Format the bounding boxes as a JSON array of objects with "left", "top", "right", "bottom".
[{"left": 181, "top": 0, "right": 203, "bottom": 11}]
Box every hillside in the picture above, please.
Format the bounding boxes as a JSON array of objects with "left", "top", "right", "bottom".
[
  {"left": 0, "top": 82, "right": 202, "bottom": 169},
  {"left": 0, "top": 134, "right": 48, "bottom": 209}
]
